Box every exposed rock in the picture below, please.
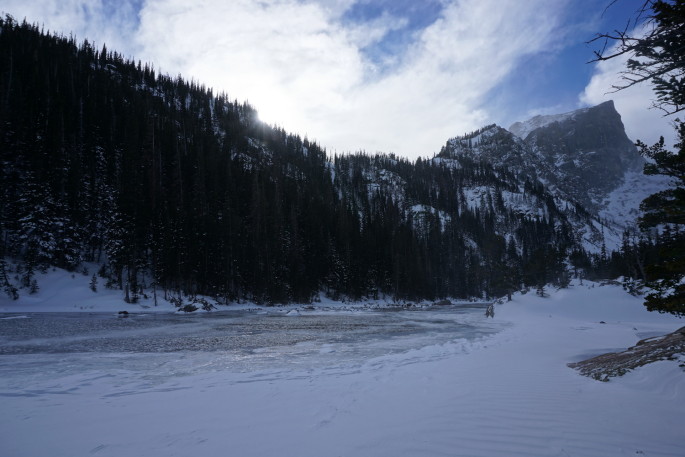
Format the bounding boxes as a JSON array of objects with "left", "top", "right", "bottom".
[
  {"left": 484, "top": 303, "right": 495, "bottom": 318},
  {"left": 435, "top": 101, "right": 664, "bottom": 252},
  {"left": 510, "top": 100, "right": 644, "bottom": 214},
  {"left": 568, "top": 326, "right": 685, "bottom": 381}
]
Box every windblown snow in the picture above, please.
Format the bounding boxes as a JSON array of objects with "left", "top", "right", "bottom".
[{"left": 508, "top": 107, "right": 587, "bottom": 140}]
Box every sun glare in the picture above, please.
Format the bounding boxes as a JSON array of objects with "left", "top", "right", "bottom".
[{"left": 252, "top": 90, "right": 304, "bottom": 135}]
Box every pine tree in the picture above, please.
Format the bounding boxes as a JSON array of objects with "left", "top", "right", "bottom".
[
  {"left": 0, "top": 16, "right": 623, "bottom": 306},
  {"left": 29, "top": 278, "right": 39, "bottom": 294},
  {"left": 0, "top": 259, "right": 18, "bottom": 300},
  {"left": 593, "top": 0, "right": 685, "bottom": 315}
]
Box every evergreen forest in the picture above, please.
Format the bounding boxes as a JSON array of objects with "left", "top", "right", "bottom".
[{"left": 0, "top": 17, "right": 648, "bottom": 305}]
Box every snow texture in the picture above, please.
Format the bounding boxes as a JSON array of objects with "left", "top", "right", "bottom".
[
  {"left": 1, "top": 274, "right": 684, "bottom": 457},
  {"left": 599, "top": 170, "right": 675, "bottom": 227}
]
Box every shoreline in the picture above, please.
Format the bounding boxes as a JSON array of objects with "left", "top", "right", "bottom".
[{"left": 1, "top": 279, "right": 684, "bottom": 456}]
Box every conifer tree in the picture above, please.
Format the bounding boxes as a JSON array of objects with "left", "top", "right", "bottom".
[{"left": 593, "top": 0, "right": 685, "bottom": 315}]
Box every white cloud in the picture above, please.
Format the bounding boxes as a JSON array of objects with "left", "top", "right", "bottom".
[
  {"left": 137, "top": 0, "right": 366, "bottom": 138},
  {"left": 2, "top": 0, "right": 578, "bottom": 159},
  {"left": 1, "top": 0, "right": 140, "bottom": 57},
  {"left": 580, "top": 45, "right": 677, "bottom": 148},
  {"left": 135, "top": 0, "right": 570, "bottom": 157}
]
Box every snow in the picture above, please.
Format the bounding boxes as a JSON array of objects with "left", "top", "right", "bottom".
[
  {"left": 508, "top": 107, "right": 587, "bottom": 140},
  {"left": 1, "top": 280, "right": 684, "bottom": 457},
  {"left": 463, "top": 185, "right": 492, "bottom": 211},
  {"left": 599, "top": 170, "right": 674, "bottom": 228},
  {"left": 430, "top": 156, "right": 461, "bottom": 169},
  {"left": 0, "top": 266, "right": 179, "bottom": 313},
  {"left": 364, "top": 168, "right": 406, "bottom": 205},
  {"left": 465, "top": 125, "right": 499, "bottom": 147},
  {"left": 409, "top": 204, "right": 451, "bottom": 232}
]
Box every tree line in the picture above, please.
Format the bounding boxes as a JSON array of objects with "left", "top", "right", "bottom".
[{"left": 0, "top": 16, "right": 644, "bottom": 306}]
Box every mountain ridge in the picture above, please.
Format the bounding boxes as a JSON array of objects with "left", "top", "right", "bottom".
[
  {"left": 440, "top": 101, "right": 666, "bottom": 232},
  {"left": 0, "top": 17, "right": 653, "bottom": 305}
]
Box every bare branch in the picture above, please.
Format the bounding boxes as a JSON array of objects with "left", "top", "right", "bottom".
[{"left": 589, "top": 0, "right": 684, "bottom": 115}]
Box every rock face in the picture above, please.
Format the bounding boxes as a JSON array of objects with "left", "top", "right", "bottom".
[
  {"left": 444, "top": 102, "right": 646, "bottom": 216},
  {"left": 567, "top": 327, "right": 685, "bottom": 382},
  {"left": 510, "top": 101, "right": 644, "bottom": 213},
  {"left": 434, "top": 100, "right": 676, "bottom": 249}
]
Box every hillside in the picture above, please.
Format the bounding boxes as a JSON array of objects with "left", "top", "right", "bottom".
[{"left": 0, "top": 17, "right": 655, "bottom": 306}]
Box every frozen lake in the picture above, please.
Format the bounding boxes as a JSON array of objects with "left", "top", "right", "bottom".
[
  {"left": 0, "top": 304, "right": 504, "bottom": 383},
  {"left": 2, "top": 283, "right": 684, "bottom": 457}
]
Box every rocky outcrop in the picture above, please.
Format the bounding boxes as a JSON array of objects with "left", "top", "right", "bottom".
[
  {"left": 568, "top": 326, "right": 685, "bottom": 382},
  {"left": 516, "top": 101, "right": 644, "bottom": 213},
  {"left": 442, "top": 102, "right": 650, "bottom": 223}
]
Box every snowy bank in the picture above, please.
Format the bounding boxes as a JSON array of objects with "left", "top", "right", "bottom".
[
  {"left": 0, "top": 265, "right": 178, "bottom": 313},
  {"left": 0, "top": 264, "right": 483, "bottom": 314},
  {"left": 1, "top": 280, "right": 683, "bottom": 457}
]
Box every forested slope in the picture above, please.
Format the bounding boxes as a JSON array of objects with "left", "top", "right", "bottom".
[{"left": 0, "top": 17, "right": 641, "bottom": 305}]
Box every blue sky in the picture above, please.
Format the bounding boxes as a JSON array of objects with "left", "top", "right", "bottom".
[
  {"left": 341, "top": 0, "right": 445, "bottom": 70},
  {"left": 1, "top": 0, "right": 675, "bottom": 159}
]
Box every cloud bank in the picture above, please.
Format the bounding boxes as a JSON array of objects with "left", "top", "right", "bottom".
[
  {"left": 131, "top": 0, "right": 572, "bottom": 157},
  {"left": 4, "top": 0, "right": 672, "bottom": 159}
]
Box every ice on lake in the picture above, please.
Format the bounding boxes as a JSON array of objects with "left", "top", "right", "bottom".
[
  {"left": 0, "top": 304, "right": 504, "bottom": 386},
  {"left": 1, "top": 283, "right": 684, "bottom": 457}
]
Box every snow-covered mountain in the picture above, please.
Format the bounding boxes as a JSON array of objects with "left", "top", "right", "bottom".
[
  {"left": 325, "top": 101, "right": 665, "bottom": 258},
  {"left": 508, "top": 101, "right": 671, "bottom": 225},
  {"left": 429, "top": 127, "right": 605, "bottom": 251},
  {"left": 0, "top": 19, "right": 664, "bottom": 304},
  {"left": 511, "top": 102, "right": 635, "bottom": 209},
  {"left": 436, "top": 101, "right": 668, "bottom": 237},
  {"left": 427, "top": 101, "right": 671, "bottom": 251}
]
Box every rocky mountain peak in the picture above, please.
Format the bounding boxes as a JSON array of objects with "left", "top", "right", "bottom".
[
  {"left": 435, "top": 101, "right": 669, "bottom": 237},
  {"left": 509, "top": 100, "right": 644, "bottom": 213},
  {"left": 439, "top": 124, "right": 526, "bottom": 163}
]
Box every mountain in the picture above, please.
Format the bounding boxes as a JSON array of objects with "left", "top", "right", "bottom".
[
  {"left": 510, "top": 101, "right": 642, "bottom": 211},
  {"left": 436, "top": 101, "right": 672, "bottom": 250},
  {"left": 508, "top": 101, "right": 672, "bottom": 225},
  {"left": 0, "top": 17, "right": 648, "bottom": 306},
  {"left": 433, "top": 125, "right": 608, "bottom": 251}
]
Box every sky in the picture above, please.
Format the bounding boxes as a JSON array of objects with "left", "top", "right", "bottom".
[{"left": 0, "top": 0, "right": 677, "bottom": 159}]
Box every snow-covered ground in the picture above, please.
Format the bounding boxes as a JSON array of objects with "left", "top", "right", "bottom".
[
  {"left": 0, "top": 265, "right": 441, "bottom": 313},
  {"left": 0, "top": 266, "right": 180, "bottom": 313},
  {"left": 1, "top": 279, "right": 683, "bottom": 457}
]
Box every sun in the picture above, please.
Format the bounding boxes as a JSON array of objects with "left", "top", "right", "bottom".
[{"left": 252, "top": 90, "right": 303, "bottom": 134}]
